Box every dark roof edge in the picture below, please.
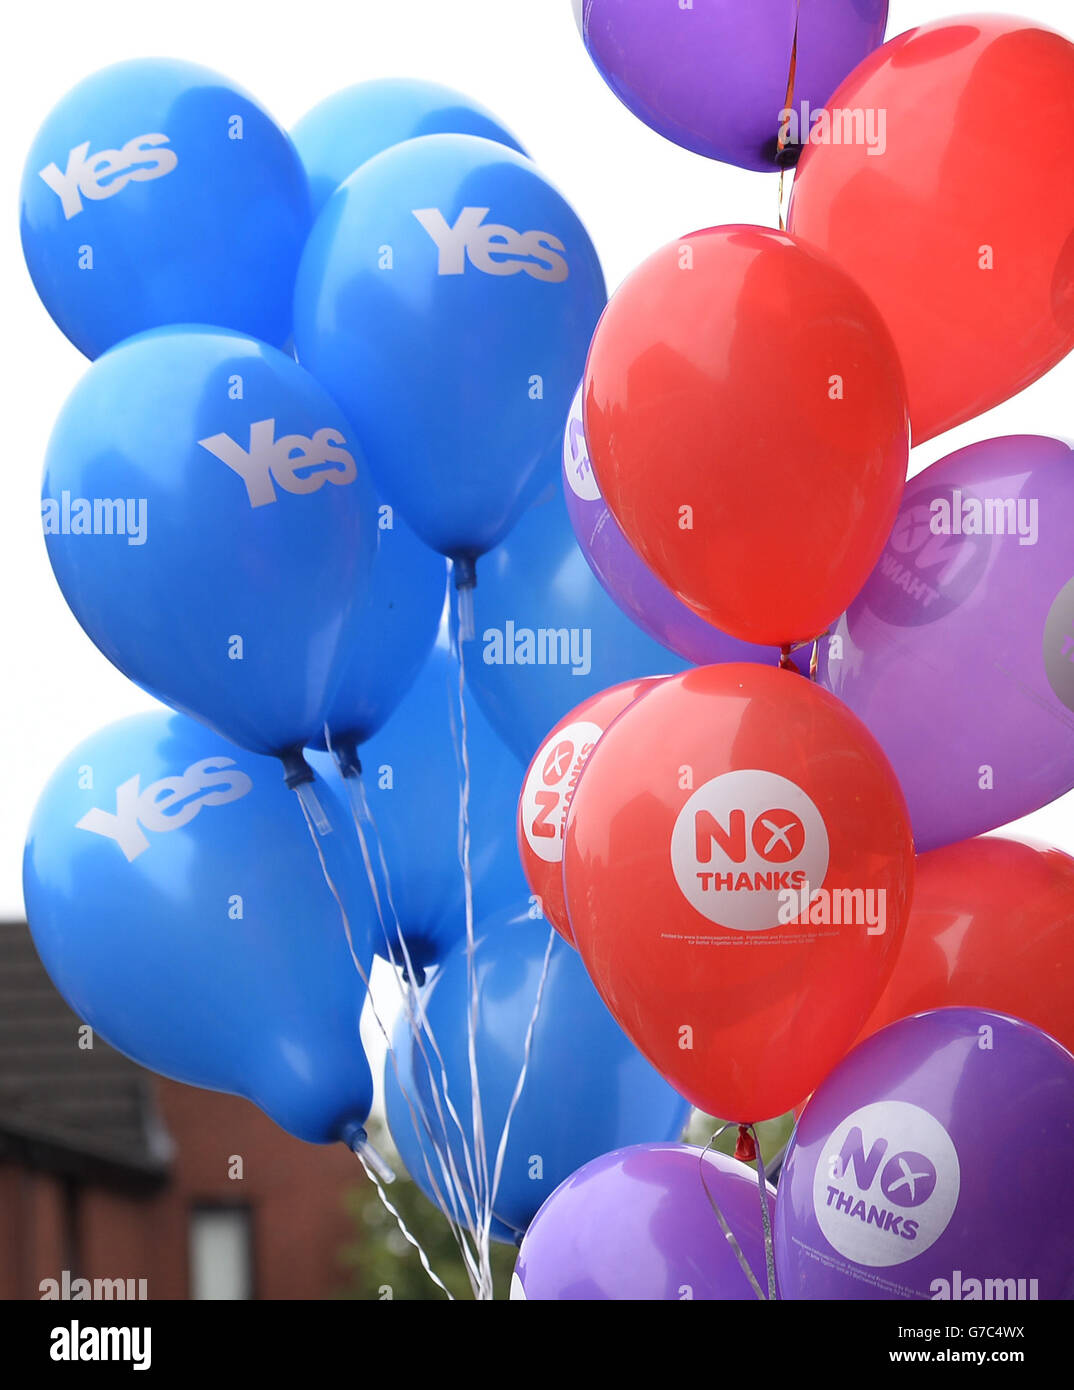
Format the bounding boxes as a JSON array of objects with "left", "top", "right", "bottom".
[{"left": 0, "top": 1112, "right": 171, "bottom": 1193}]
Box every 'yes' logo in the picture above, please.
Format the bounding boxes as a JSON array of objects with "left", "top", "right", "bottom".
[
  {"left": 39, "top": 134, "right": 178, "bottom": 220},
  {"left": 813, "top": 1101, "right": 960, "bottom": 1268},
  {"left": 670, "top": 769, "right": 829, "bottom": 931},
  {"left": 198, "top": 419, "right": 358, "bottom": 508},
  {"left": 413, "top": 207, "right": 569, "bottom": 282},
  {"left": 76, "top": 757, "right": 253, "bottom": 862}
]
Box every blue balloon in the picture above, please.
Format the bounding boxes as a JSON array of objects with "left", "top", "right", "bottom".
[
  {"left": 22, "top": 711, "right": 376, "bottom": 1146},
  {"left": 294, "top": 134, "right": 606, "bottom": 568},
  {"left": 384, "top": 906, "right": 691, "bottom": 1235},
  {"left": 465, "top": 483, "right": 692, "bottom": 763},
  {"left": 313, "top": 632, "right": 528, "bottom": 971},
  {"left": 20, "top": 59, "right": 310, "bottom": 359},
  {"left": 42, "top": 326, "right": 380, "bottom": 764},
  {"left": 315, "top": 518, "right": 448, "bottom": 754},
  {"left": 292, "top": 79, "right": 526, "bottom": 219}
]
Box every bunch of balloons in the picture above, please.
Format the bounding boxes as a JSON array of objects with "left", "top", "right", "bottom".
[
  {"left": 17, "top": 2, "right": 1074, "bottom": 1303},
  {"left": 512, "top": 6, "right": 1074, "bottom": 1300},
  {"left": 19, "top": 59, "right": 697, "bottom": 1294}
]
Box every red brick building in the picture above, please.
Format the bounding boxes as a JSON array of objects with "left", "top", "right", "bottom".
[{"left": 0, "top": 920, "right": 362, "bottom": 1300}]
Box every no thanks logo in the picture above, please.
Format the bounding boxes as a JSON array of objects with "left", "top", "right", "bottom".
[
  {"left": 521, "top": 720, "right": 603, "bottom": 863},
  {"left": 813, "top": 1101, "right": 961, "bottom": 1268},
  {"left": 669, "top": 769, "right": 829, "bottom": 931}
]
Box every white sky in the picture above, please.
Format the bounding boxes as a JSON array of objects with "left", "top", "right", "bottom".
[{"left": 2, "top": 0, "right": 1073, "bottom": 917}]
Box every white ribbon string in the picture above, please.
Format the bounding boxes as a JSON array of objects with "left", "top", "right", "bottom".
[
  {"left": 449, "top": 597, "right": 495, "bottom": 1300},
  {"left": 293, "top": 787, "right": 475, "bottom": 1296}
]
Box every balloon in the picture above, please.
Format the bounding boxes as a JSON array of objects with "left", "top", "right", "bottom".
[
  {"left": 819, "top": 435, "right": 1074, "bottom": 851},
  {"left": 320, "top": 633, "right": 528, "bottom": 972},
  {"left": 517, "top": 677, "right": 662, "bottom": 944},
  {"left": 775, "top": 1008, "right": 1074, "bottom": 1300},
  {"left": 860, "top": 836, "right": 1074, "bottom": 1056},
  {"left": 465, "top": 482, "right": 690, "bottom": 764},
  {"left": 314, "top": 519, "right": 448, "bottom": 756},
  {"left": 578, "top": 0, "right": 888, "bottom": 173},
  {"left": 513, "top": 1142, "right": 774, "bottom": 1300},
  {"left": 563, "top": 662, "right": 914, "bottom": 1122},
  {"left": 584, "top": 225, "right": 909, "bottom": 647},
  {"left": 292, "top": 79, "right": 526, "bottom": 219},
  {"left": 294, "top": 134, "right": 606, "bottom": 572},
  {"left": 384, "top": 906, "right": 690, "bottom": 1235},
  {"left": 788, "top": 17, "right": 1074, "bottom": 443},
  {"left": 42, "top": 326, "right": 379, "bottom": 767},
  {"left": 20, "top": 59, "right": 310, "bottom": 360},
  {"left": 22, "top": 711, "right": 376, "bottom": 1147},
  {"left": 563, "top": 380, "right": 809, "bottom": 670}
]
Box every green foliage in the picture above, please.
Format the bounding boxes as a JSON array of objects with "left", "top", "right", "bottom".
[
  {"left": 684, "top": 1111, "right": 796, "bottom": 1170},
  {"left": 335, "top": 1119, "right": 517, "bottom": 1301},
  {"left": 336, "top": 1111, "right": 795, "bottom": 1299}
]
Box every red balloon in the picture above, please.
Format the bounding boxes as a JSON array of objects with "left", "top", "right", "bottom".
[
  {"left": 861, "top": 835, "right": 1074, "bottom": 1053},
  {"left": 517, "top": 677, "right": 662, "bottom": 944},
  {"left": 789, "top": 17, "right": 1074, "bottom": 444},
  {"left": 563, "top": 663, "right": 914, "bottom": 1122},
  {"left": 583, "top": 224, "right": 909, "bottom": 648}
]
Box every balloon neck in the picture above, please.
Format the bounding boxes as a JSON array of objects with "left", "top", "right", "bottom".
[
  {"left": 453, "top": 554, "right": 478, "bottom": 591},
  {"left": 734, "top": 1124, "right": 758, "bottom": 1164},
  {"left": 344, "top": 1124, "right": 396, "bottom": 1184},
  {"left": 332, "top": 737, "right": 362, "bottom": 780},
  {"left": 452, "top": 556, "right": 477, "bottom": 642},
  {"left": 778, "top": 645, "right": 797, "bottom": 671},
  {"left": 280, "top": 750, "right": 332, "bottom": 836},
  {"left": 280, "top": 746, "right": 315, "bottom": 788}
]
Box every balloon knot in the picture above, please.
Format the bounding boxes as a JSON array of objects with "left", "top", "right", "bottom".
[
  {"left": 734, "top": 1125, "right": 757, "bottom": 1164},
  {"left": 778, "top": 645, "right": 797, "bottom": 672}
]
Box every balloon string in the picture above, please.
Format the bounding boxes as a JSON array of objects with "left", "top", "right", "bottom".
[
  {"left": 698, "top": 1126, "right": 769, "bottom": 1301},
  {"left": 777, "top": 0, "right": 801, "bottom": 230},
  {"left": 354, "top": 1146, "right": 456, "bottom": 1301},
  {"left": 449, "top": 597, "right": 494, "bottom": 1300},
  {"left": 332, "top": 753, "right": 489, "bottom": 1266},
  {"left": 320, "top": 743, "right": 487, "bottom": 1293},
  {"left": 745, "top": 1122, "right": 780, "bottom": 1301},
  {"left": 294, "top": 787, "right": 482, "bottom": 1294},
  {"left": 488, "top": 925, "right": 556, "bottom": 1236}
]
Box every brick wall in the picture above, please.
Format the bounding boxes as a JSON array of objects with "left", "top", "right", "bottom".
[{"left": 1, "top": 1078, "right": 362, "bottom": 1300}]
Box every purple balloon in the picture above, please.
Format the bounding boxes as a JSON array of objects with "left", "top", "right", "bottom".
[
  {"left": 776, "top": 1008, "right": 1074, "bottom": 1300},
  {"left": 819, "top": 435, "right": 1074, "bottom": 852},
  {"left": 563, "top": 383, "right": 809, "bottom": 671},
  {"left": 513, "top": 1142, "right": 775, "bottom": 1300},
  {"left": 578, "top": 0, "right": 889, "bottom": 173}
]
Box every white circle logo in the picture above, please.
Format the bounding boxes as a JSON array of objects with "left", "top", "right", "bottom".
[
  {"left": 562, "top": 383, "right": 601, "bottom": 501},
  {"left": 669, "top": 769, "right": 829, "bottom": 931},
  {"left": 813, "top": 1101, "right": 961, "bottom": 1267},
  {"left": 521, "top": 720, "right": 604, "bottom": 862}
]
